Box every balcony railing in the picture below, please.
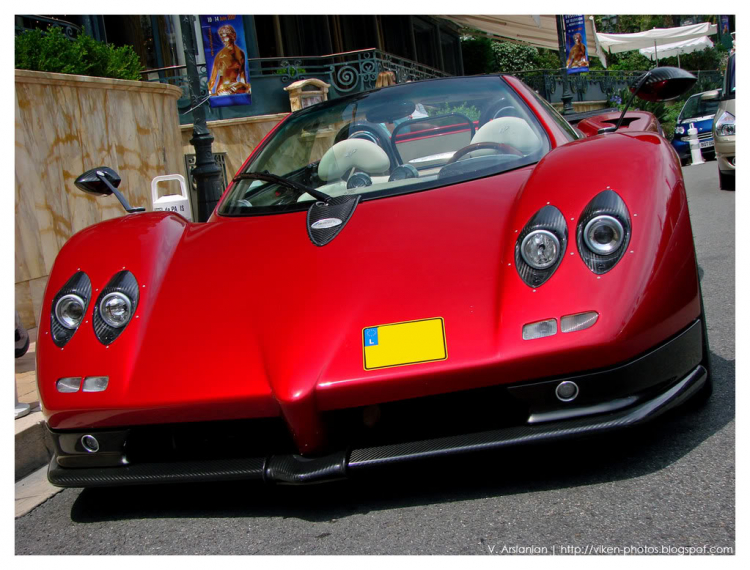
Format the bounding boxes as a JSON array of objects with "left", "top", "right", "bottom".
[
  {"left": 15, "top": 15, "right": 82, "bottom": 39},
  {"left": 142, "top": 48, "right": 449, "bottom": 124},
  {"left": 514, "top": 69, "right": 723, "bottom": 104}
]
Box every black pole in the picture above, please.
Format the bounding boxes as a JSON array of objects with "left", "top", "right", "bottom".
[
  {"left": 179, "top": 15, "right": 223, "bottom": 222},
  {"left": 556, "top": 15, "right": 575, "bottom": 115}
]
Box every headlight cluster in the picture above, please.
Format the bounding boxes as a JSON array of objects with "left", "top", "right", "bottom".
[
  {"left": 715, "top": 111, "right": 735, "bottom": 137},
  {"left": 50, "top": 272, "right": 92, "bottom": 347},
  {"left": 674, "top": 126, "right": 685, "bottom": 135},
  {"left": 515, "top": 206, "right": 568, "bottom": 287},
  {"left": 515, "top": 190, "right": 631, "bottom": 286},
  {"left": 51, "top": 270, "right": 139, "bottom": 347}
]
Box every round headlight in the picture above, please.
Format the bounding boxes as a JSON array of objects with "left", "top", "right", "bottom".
[
  {"left": 520, "top": 230, "right": 560, "bottom": 270},
  {"left": 99, "top": 292, "right": 133, "bottom": 328},
  {"left": 55, "top": 294, "right": 85, "bottom": 329},
  {"left": 583, "top": 215, "right": 624, "bottom": 255},
  {"left": 674, "top": 126, "right": 685, "bottom": 135}
]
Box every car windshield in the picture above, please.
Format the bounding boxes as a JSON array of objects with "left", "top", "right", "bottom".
[
  {"left": 724, "top": 54, "right": 735, "bottom": 97},
  {"left": 679, "top": 94, "right": 720, "bottom": 121},
  {"left": 219, "top": 76, "right": 550, "bottom": 216}
]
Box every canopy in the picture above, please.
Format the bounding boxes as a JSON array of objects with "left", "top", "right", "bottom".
[
  {"left": 638, "top": 36, "right": 714, "bottom": 61},
  {"left": 442, "top": 15, "right": 605, "bottom": 66},
  {"left": 597, "top": 22, "right": 717, "bottom": 54}
]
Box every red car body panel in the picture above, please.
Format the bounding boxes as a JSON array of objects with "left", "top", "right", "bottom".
[{"left": 38, "top": 94, "right": 699, "bottom": 456}]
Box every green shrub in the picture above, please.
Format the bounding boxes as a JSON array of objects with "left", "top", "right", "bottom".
[
  {"left": 427, "top": 103, "right": 481, "bottom": 121},
  {"left": 15, "top": 26, "right": 142, "bottom": 80}
]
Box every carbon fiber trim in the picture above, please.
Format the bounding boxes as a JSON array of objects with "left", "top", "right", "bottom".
[
  {"left": 50, "top": 272, "right": 92, "bottom": 347},
  {"left": 307, "top": 195, "right": 361, "bottom": 246},
  {"left": 577, "top": 190, "right": 631, "bottom": 274},
  {"left": 515, "top": 205, "right": 568, "bottom": 287},
  {"left": 93, "top": 270, "right": 139, "bottom": 345},
  {"left": 264, "top": 451, "right": 347, "bottom": 484},
  {"left": 48, "top": 457, "right": 265, "bottom": 488},
  {"left": 347, "top": 365, "right": 706, "bottom": 469}
]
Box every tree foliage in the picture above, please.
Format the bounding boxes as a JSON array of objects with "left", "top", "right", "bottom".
[{"left": 15, "top": 27, "right": 143, "bottom": 80}]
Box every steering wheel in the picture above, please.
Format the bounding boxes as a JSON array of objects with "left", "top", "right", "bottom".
[
  {"left": 334, "top": 123, "right": 400, "bottom": 171},
  {"left": 446, "top": 142, "right": 524, "bottom": 164}
]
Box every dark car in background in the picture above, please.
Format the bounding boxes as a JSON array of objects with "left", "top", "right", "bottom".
[{"left": 671, "top": 90, "right": 721, "bottom": 165}]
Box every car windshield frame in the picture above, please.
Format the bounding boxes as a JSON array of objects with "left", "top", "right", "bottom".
[
  {"left": 217, "top": 75, "right": 551, "bottom": 217},
  {"left": 678, "top": 93, "right": 721, "bottom": 122}
]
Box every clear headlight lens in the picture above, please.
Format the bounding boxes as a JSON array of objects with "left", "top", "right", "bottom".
[
  {"left": 82, "top": 376, "right": 109, "bottom": 392},
  {"left": 561, "top": 312, "right": 599, "bottom": 333},
  {"left": 55, "top": 294, "right": 86, "bottom": 329},
  {"left": 520, "top": 230, "right": 560, "bottom": 269},
  {"left": 674, "top": 126, "right": 685, "bottom": 135},
  {"left": 716, "top": 111, "right": 735, "bottom": 136},
  {"left": 583, "top": 215, "right": 624, "bottom": 255},
  {"left": 522, "top": 319, "right": 557, "bottom": 340},
  {"left": 57, "top": 377, "right": 82, "bottom": 393},
  {"left": 99, "top": 292, "right": 133, "bottom": 328}
]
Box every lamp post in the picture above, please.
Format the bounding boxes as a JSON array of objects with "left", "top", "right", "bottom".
[
  {"left": 179, "top": 15, "right": 224, "bottom": 222},
  {"left": 556, "top": 15, "right": 575, "bottom": 115}
]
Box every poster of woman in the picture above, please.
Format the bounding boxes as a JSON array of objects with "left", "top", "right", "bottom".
[
  {"left": 200, "top": 15, "right": 252, "bottom": 107},
  {"left": 564, "top": 15, "right": 589, "bottom": 73}
]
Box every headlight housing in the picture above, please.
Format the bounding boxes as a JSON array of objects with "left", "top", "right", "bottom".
[
  {"left": 51, "top": 272, "right": 92, "bottom": 347},
  {"left": 674, "top": 125, "right": 685, "bottom": 135},
  {"left": 577, "top": 190, "right": 631, "bottom": 274},
  {"left": 715, "top": 111, "right": 735, "bottom": 136},
  {"left": 93, "top": 270, "right": 139, "bottom": 345},
  {"left": 515, "top": 205, "right": 567, "bottom": 287}
]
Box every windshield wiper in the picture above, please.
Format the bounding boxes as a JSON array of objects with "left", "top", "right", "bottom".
[{"left": 233, "top": 172, "right": 331, "bottom": 202}]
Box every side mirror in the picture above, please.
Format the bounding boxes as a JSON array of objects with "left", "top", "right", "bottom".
[
  {"left": 74, "top": 167, "right": 121, "bottom": 196},
  {"left": 701, "top": 89, "right": 721, "bottom": 101},
  {"left": 74, "top": 167, "right": 145, "bottom": 213},
  {"left": 632, "top": 67, "right": 697, "bottom": 102},
  {"left": 599, "top": 67, "right": 697, "bottom": 134}
]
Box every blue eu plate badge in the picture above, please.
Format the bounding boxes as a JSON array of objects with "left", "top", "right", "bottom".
[{"left": 364, "top": 328, "right": 379, "bottom": 346}]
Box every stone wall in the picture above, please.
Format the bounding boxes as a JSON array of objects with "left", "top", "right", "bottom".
[{"left": 15, "top": 70, "right": 183, "bottom": 329}]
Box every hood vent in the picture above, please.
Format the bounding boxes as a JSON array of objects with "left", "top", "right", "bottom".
[{"left": 307, "top": 195, "right": 361, "bottom": 246}]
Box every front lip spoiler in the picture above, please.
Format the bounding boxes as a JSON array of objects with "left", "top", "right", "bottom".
[{"left": 47, "top": 364, "right": 707, "bottom": 487}]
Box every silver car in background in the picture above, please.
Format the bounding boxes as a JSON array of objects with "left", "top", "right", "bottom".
[{"left": 713, "top": 52, "right": 735, "bottom": 190}]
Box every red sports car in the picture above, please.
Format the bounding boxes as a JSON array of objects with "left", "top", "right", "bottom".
[{"left": 39, "top": 69, "right": 710, "bottom": 487}]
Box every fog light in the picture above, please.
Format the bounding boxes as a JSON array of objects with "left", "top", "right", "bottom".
[
  {"left": 82, "top": 376, "right": 109, "bottom": 392},
  {"left": 522, "top": 319, "right": 557, "bottom": 340},
  {"left": 561, "top": 312, "right": 599, "bottom": 333},
  {"left": 81, "top": 435, "right": 99, "bottom": 453},
  {"left": 56, "top": 377, "right": 82, "bottom": 393},
  {"left": 556, "top": 381, "right": 579, "bottom": 402}
]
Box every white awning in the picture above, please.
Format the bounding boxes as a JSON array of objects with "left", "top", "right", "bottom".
[
  {"left": 441, "top": 15, "right": 604, "bottom": 65},
  {"left": 638, "top": 36, "right": 714, "bottom": 61},
  {"left": 597, "top": 22, "right": 717, "bottom": 54}
]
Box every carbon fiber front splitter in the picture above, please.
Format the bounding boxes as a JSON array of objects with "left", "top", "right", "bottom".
[{"left": 47, "top": 363, "right": 707, "bottom": 488}]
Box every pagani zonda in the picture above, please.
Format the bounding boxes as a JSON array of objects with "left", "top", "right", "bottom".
[{"left": 38, "top": 68, "right": 710, "bottom": 487}]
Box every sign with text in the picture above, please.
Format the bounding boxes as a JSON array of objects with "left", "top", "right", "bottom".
[
  {"left": 564, "top": 15, "right": 589, "bottom": 74},
  {"left": 200, "top": 15, "right": 252, "bottom": 108}
]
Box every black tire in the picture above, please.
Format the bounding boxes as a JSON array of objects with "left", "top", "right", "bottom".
[
  {"left": 15, "top": 333, "right": 29, "bottom": 359},
  {"left": 719, "top": 170, "right": 735, "bottom": 191}
]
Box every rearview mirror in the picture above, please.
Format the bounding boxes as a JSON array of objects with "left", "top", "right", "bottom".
[
  {"left": 74, "top": 167, "right": 144, "bottom": 213},
  {"left": 632, "top": 67, "right": 697, "bottom": 102},
  {"left": 74, "top": 167, "right": 121, "bottom": 196}
]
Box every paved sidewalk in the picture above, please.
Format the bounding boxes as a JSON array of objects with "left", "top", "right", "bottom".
[{"left": 16, "top": 327, "right": 39, "bottom": 407}]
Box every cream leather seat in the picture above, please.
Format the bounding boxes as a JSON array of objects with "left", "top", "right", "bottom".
[{"left": 466, "top": 117, "right": 543, "bottom": 158}]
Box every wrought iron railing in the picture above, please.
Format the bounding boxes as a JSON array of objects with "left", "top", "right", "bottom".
[
  {"left": 514, "top": 69, "right": 723, "bottom": 104},
  {"left": 15, "top": 15, "right": 82, "bottom": 39},
  {"left": 142, "top": 48, "right": 449, "bottom": 124}
]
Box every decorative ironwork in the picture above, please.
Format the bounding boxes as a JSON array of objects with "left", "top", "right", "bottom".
[
  {"left": 15, "top": 15, "right": 82, "bottom": 39},
  {"left": 184, "top": 152, "right": 229, "bottom": 195}
]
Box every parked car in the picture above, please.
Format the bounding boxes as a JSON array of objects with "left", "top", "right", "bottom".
[
  {"left": 713, "top": 52, "right": 736, "bottom": 190},
  {"left": 39, "top": 68, "right": 710, "bottom": 488},
  {"left": 671, "top": 89, "right": 722, "bottom": 165}
]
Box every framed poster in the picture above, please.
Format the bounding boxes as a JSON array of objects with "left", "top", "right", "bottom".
[
  {"left": 200, "top": 15, "right": 252, "bottom": 107},
  {"left": 564, "top": 15, "right": 589, "bottom": 74}
]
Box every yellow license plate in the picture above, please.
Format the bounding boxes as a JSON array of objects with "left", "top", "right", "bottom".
[{"left": 363, "top": 318, "right": 447, "bottom": 370}]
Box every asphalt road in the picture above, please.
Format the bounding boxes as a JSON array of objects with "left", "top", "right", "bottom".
[{"left": 16, "top": 161, "right": 735, "bottom": 555}]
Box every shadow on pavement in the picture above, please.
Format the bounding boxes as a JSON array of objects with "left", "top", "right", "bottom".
[{"left": 70, "top": 352, "right": 734, "bottom": 524}]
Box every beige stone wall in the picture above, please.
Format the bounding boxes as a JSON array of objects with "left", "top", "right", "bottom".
[
  {"left": 15, "top": 70, "right": 183, "bottom": 329},
  {"left": 180, "top": 114, "right": 289, "bottom": 185}
]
